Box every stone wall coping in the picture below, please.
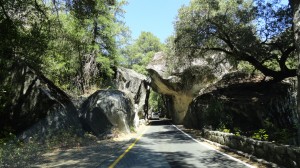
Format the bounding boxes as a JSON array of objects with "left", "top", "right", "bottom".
[{"left": 202, "top": 129, "right": 300, "bottom": 168}]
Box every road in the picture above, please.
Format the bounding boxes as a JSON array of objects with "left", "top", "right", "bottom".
[{"left": 100, "top": 120, "right": 253, "bottom": 168}]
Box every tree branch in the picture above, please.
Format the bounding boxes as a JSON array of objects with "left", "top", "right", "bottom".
[
  {"left": 34, "top": 0, "right": 48, "bottom": 19},
  {"left": 240, "top": 52, "right": 296, "bottom": 80},
  {"left": 281, "top": 45, "right": 296, "bottom": 62},
  {"left": 279, "top": 45, "right": 296, "bottom": 71},
  {"left": 204, "top": 47, "right": 232, "bottom": 55},
  {"left": 0, "top": 0, "right": 10, "bottom": 20}
]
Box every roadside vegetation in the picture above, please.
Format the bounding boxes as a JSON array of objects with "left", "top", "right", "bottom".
[
  {"left": 172, "top": 0, "right": 297, "bottom": 81},
  {"left": 167, "top": 0, "right": 300, "bottom": 145},
  {"left": 0, "top": 128, "right": 127, "bottom": 167},
  {"left": 0, "top": 0, "right": 165, "bottom": 165},
  {"left": 0, "top": 130, "right": 81, "bottom": 167}
]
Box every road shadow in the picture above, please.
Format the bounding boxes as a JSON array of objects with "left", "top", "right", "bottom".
[
  {"left": 142, "top": 129, "right": 194, "bottom": 143},
  {"left": 32, "top": 140, "right": 129, "bottom": 168},
  {"left": 148, "top": 119, "right": 172, "bottom": 126},
  {"left": 196, "top": 149, "right": 248, "bottom": 168},
  {"left": 131, "top": 121, "right": 248, "bottom": 168},
  {"left": 104, "top": 141, "right": 195, "bottom": 168},
  {"left": 142, "top": 121, "right": 200, "bottom": 144},
  {"left": 163, "top": 149, "right": 248, "bottom": 168},
  {"left": 162, "top": 151, "right": 197, "bottom": 168},
  {"left": 105, "top": 139, "right": 247, "bottom": 168}
]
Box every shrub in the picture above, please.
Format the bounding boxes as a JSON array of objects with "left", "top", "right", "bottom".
[
  {"left": 251, "top": 129, "right": 269, "bottom": 141},
  {"left": 233, "top": 127, "right": 241, "bottom": 136},
  {"left": 218, "top": 124, "right": 231, "bottom": 133}
]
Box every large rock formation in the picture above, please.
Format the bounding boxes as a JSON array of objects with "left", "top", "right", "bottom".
[
  {"left": 1, "top": 63, "right": 149, "bottom": 140},
  {"left": 185, "top": 72, "right": 299, "bottom": 144},
  {"left": 147, "top": 52, "right": 231, "bottom": 124},
  {"left": 114, "top": 67, "right": 150, "bottom": 127},
  {"left": 79, "top": 90, "right": 134, "bottom": 135},
  {"left": 78, "top": 67, "right": 149, "bottom": 136},
  {"left": 0, "top": 64, "right": 82, "bottom": 140}
]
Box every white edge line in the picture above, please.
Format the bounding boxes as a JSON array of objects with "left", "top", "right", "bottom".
[{"left": 172, "top": 124, "right": 255, "bottom": 168}]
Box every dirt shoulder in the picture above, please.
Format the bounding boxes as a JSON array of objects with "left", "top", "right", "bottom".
[{"left": 32, "top": 124, "right": 147, "bottom": 168}]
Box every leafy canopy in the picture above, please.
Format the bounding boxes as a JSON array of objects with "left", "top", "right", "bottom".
[
  {"left": 0, "top": 0, "right": 127, "bottom": 95},
  {"left": 42, "top": 0, "right": 120, "bottom": 93},
  {"left": 174, "top": 0, "right": 296, "bottom": 81},
  {"left": 122, "top": 31, "right": 165, "bottom": 74}
]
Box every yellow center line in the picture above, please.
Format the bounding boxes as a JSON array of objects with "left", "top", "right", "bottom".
[{"left": 108, "top": 127, "right": 148, "bottom": 168}]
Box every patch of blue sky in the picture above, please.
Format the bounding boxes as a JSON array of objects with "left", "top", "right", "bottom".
[{"left": 123, "top": 0, "right": 189, "bottom": 43}]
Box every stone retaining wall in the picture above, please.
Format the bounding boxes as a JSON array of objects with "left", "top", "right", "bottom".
[{"left": 203, "top": 129, "right": 300, "bottom": 168}]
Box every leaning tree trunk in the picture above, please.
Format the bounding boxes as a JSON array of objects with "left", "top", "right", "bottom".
[
  {"left": 143, "top": 82, "right": 150, "bottom": 120},
  {"left": 290, "top": 0, "right": 300, "bottom": 145}
]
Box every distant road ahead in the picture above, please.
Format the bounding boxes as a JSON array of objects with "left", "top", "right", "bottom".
[{"left": 100, "top": 120, "right": 253, "bottom": 168}]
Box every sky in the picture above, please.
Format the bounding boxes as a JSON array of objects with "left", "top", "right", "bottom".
[{"left": 123, "top": 0, "right": 190, "bottom": 43}]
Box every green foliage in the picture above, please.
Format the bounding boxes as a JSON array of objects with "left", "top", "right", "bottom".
[
  {"left": 0, "top": 0, "right": 128, "bottom": 151},
  {"left": 174, "top": 0, "right": 296, "bottom": 81},
  {"left": 41, "top": 0, "right": 123, "bottom": 93},
  {"left": 251, "top": 129, "right": 269, "bottom": 141},
  {"left": 0, "top": 0, "right": 53, "bottom": 134},
  {"left": 130, "top": 126, "right": 136, "bottom": 133},
  {"left": 218, "top": 124, "right": 231, "bottom": 133},
  {"left": 237, "top": 61, "right": 257, "bottom": 73},
  {"left": 0, "top": 0, "right": 50, "bottom": 100},
  {"left": 223, "top": 129, "right": 231, "bottom": 133},
  {"left": 203, "top": 99, "right": 232, "bottom": 130},
  {"left": 181, "top": 66, "right": 216, "bottom": 88},
  {"left": 272, "top": 129, "right": 295, "bottom": 144},
  {"left": 164, "top": 35, "right": 178, "bottom": 74},
  {"left": 263, "top": 118, "right": 297, "bottom": 144},
  {"left": 121, "top": 32, "right": 165, "bottom": 74},
  {"left": 149, "top": 90, "right": 164, "bottom": 112},
  {"left": 233, "top": 127, "right": 241, "bottom": 136},
  {"left": 0, "top": 0, "right": 127, "bottom": 95},
  {"left": 0, "top": 0, "right": 49, "bottom": 67}
]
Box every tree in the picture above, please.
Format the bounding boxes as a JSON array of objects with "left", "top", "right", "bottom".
[
  {"left": 0, "top": 0, "right": 121, "bottom": 95},
  {"left": 70, "top": 0, "right": 118, "bottom": 91},
  {"left": 113, "top": 0, "right": 132, "bottom": 65},
  {"left": 0, "top": 0, "right": 51, "bottom": 135},
  {"left": 174, "top": 0, "right": 296, "bottom": 81},
  {"left": 0, "top": 0, "right": 49, "bottom": 68},
  {"left": 123, "top": 31, "right": 165, "bottom": 74},
  {"left": 0, "top": 0, "right": 126, "bottom": 136},
  {"left": 0, "top": 0, "right": 50, "bottom": 99},
  {"left": 289, "top": 0, "right": 300, "bottom": 144},
  {"left": 41, "top": 0, "right": 125, "bottom": 93},
  {"left": 149, "top": 90, "right": 164, "bottom": 113}
]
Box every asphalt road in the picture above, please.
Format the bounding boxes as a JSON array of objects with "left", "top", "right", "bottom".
[{"left": 100, "top": 120, "right": 253, "bottom": 168}]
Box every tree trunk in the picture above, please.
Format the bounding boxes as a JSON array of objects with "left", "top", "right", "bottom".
[
  {"left": 77, "top": 44, "right": 85, "bottom": 94},
  {"left": 143, "top": 82, "right": 150, "bottom": 120},
  {"left": 290, "top": 0, "right": 300, "bottom": 145}
]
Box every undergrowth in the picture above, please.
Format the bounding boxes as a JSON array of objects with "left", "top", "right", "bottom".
[{"left": 0, "top": 130, "right": 99, "bottom": 167}]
